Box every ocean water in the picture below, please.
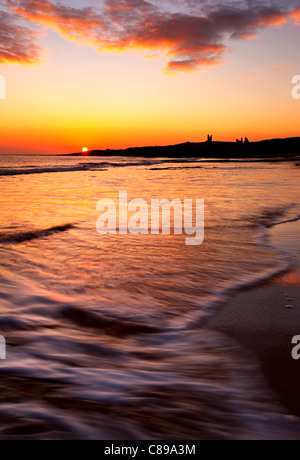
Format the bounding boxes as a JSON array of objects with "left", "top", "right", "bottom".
[{"left": 0, "top": 154, "right": 300, "bottom": 439}]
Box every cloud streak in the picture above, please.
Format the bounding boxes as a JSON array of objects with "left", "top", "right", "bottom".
[
  {"left": 0, "top": 8, "right": 41, "bottom": 64},
  {"left": 4, "top": 0, "right": 300, "bottom": 71}
]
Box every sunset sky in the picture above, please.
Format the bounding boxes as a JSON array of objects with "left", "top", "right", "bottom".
[{"left": 0, "top": 0, "right": 300, "bottom": 154}]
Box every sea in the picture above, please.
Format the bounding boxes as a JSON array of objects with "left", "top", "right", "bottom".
[{"left": 0, "top": 154, "right": 300, "bottom": 439}]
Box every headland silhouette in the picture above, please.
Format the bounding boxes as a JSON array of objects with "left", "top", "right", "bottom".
[{"left": 69, "top": 137, "right": 300, "bottom": 159}]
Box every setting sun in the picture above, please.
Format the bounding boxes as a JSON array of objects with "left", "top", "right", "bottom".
[{"left": 82, "top": 147, "right": 89, "bottom": 153}]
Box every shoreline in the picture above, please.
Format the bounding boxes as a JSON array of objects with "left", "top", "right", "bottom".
[{"left": 206, "top": 220, "right": 300, "bottom": 420}]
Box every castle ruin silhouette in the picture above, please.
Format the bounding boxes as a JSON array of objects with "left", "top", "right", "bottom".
[
  {"left": 207, "top": 135, "right": 250, "bottom": 144},
  {"left": 236, "top": 137, "right": 250, "bottom": 144}
]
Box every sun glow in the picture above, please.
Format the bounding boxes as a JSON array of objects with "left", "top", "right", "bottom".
[{"left": 82, "top": 147, "right": 89, "bottom": 154}]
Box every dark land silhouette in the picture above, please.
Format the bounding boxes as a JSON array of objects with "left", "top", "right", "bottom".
[{"left": 69, "top": 137, "right": 300, "bottom": 159}]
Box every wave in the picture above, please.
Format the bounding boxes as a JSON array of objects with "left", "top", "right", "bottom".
[
  {"left": 0, "top": 266, "right": 299, "bottom": 440},
  {"left": 0, "top": 224, "right": 75, "bottom": 244},
  {"left": 0, "top": 158, "right": 207, "bottom": 177},
  {"left": 0, "top": 165, "right": 108, "bottom": 177},
  {"left": 150, "top": 165, "right": 204, "bottom": 171},
  {"left": 60, "top": 306, "right": 162, "bottom": 338},
  {"left": 0, "top": 206, "right": 299, "bottom": 439},
  {"left": 190, "top": 206, "right": 300, "bottom": 323},
  {"left": 266, "top": 213, "right": 300, "bottom": 228}
]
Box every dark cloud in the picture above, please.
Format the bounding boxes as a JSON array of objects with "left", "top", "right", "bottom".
[{"left": 4, "top": 0, "right": 300, "bottom": 70}]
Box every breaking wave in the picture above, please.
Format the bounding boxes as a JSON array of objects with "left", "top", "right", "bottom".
[{"left": 0, "top": 224, "right": 75, "bottom": 244}]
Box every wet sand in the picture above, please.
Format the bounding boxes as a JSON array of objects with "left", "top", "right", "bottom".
[{"left": 206, "top": 220, "right": 300, "bottom": 419}]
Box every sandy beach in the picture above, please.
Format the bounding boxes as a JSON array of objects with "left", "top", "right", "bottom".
[{"left": 207, "top": 220, "right": 300, "bottom": 418}]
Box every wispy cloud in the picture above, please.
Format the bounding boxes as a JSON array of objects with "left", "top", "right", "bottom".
[
  {"left": 4, "top": 0, "right": 300, "bottom": 71},
  {"left": 0, "top": 8, "right": 41, "bottom": 64}
]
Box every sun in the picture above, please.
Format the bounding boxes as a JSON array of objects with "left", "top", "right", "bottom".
[{"left": 82, "top": 147, "right": 89, "bottom": 153}]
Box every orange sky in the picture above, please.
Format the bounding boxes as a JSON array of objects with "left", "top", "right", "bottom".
[{"left": 0, "top": 0, "right": 299, "bottom": 154}]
